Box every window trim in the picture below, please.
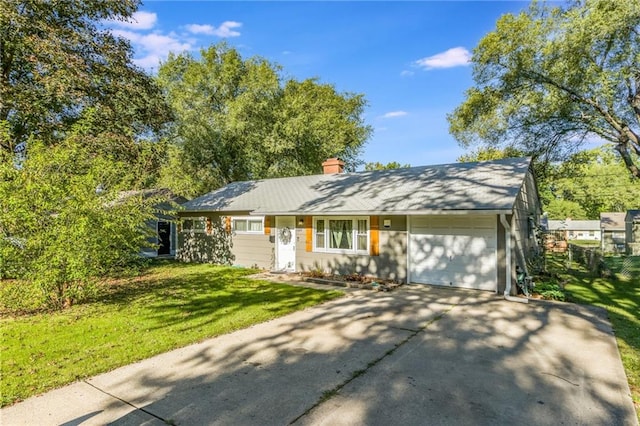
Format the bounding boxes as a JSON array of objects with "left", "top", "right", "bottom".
[
  {"left": 231, "top": 216, "right": 265, "bottom": 234},
  {"left": 312, "top": 216, "right": 369, "bottom": 254},
  {"left": 181, "top": 217, "right": 207, "bottom": 233}
]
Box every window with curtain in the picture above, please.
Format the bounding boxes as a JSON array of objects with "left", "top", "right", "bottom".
[
  {"left": 232, "top": 217, "right": 264, "bottom": 234},
  {"left": 313, "top": 217, "right": 369, "bottom": 253}
]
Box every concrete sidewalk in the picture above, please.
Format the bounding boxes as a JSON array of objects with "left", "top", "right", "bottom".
[{"left": 1, "top": 285, "right": 637, "bottom": 425}]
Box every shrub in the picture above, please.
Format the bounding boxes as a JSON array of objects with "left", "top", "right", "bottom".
[
  {"left": 0, "top": 139, "right": 160, "bottom": 309},
  {"left": 534, "top": 281, "right": 566, "bottom": 301}
]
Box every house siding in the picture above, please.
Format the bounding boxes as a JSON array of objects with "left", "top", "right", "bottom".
[
  {"left": 177, "top": 230, "right": 222, "bottom": 263},
  {"left": 231, "top": 233, "right": 274, "bottom": 269},
  {"left": 497, "top": 215, "right": 507, "bottom": 295},
  {"left": 625, "top": 212, "right": 640, "bottom": 256},
  {"left": 177, "top": 214, "right": 234, "bottom": 264},
  {"left": 295, "top": 215, "right": 407, "bottom": 282},
  {"left": 603, "top": 231, "right": 626, "bottom": 254},
  {"left": 511, "top": 168, "right": 542, "bottom": 293}
]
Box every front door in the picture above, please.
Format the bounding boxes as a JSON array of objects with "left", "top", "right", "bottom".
[
  {"left": 157, "top": 221, "right": 171, "bottom": 255},
  {"left": 276, "top": 216, "right": 296, "bottom": 271}
]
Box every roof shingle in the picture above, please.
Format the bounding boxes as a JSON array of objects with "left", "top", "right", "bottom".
[{"left": 181, "top": 157, "right": 533, "bottom": 215}]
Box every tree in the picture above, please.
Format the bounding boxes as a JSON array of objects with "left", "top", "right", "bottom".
[
  {"left": 0, "top": 1, "right": 173, "bottom": 308},
  {"left": 542, "top": 146, "right": 639, "bottom": 219},
  {"left": 456, "top": 146, "right": 524, "bottom": 163},
  {"left": 0, "top": 0, "right": 171, "bottom": 153},
  {"left": 0, "top": 136, "right": 160, "bottom": 307},
  {"left": 157, "top": 44, "right": 371, "bottom": 197},
  {"left": 364, "top": 161, "right": 410, "bottom": 171},
  {"left": 448, "top": 0, "right": 640, "bottom": 179}
]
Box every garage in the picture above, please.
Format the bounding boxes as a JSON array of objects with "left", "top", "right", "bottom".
[{"left": 409, "top": 215, "right": 497, "bottom": 291}]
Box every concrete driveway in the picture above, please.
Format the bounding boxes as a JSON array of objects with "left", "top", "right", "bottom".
[{"left": 1, "top": 285, "right": 637, "bottom": 425}]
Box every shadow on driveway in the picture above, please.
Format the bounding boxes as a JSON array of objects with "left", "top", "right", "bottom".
[{"left": 2, "top": 285, "right": 636, "bottom": 425}]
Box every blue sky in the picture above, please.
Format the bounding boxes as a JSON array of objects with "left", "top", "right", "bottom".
[{"left": 109, "top": 1, "right": 531, "bottom": 168}]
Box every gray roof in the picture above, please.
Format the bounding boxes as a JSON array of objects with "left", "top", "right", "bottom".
[
  {"left": 181, "top": 157, "right": 533, "bottom": 215},
  {"left": 626, "top": 209, "right": 640, "bottom": 222},
  {"left": 547, "top": 220, "right": 600, "bottom": 231},
  {"left": 600, "top": 212, "right": 626, "bottom": 230}
]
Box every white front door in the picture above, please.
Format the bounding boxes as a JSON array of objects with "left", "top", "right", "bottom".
[{"left": 276, "top": 216, "right": 296, "bottom": 271}]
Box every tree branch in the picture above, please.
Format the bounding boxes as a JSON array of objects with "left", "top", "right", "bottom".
[{"left": 615, "top": 142, "right": 640, "bottom": 179}]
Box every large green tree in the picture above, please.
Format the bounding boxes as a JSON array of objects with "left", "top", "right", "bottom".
[
  {"left": 0, "top": 1, "right": 173, "bottom": 307},
  {"left": 448, "top": 0, "right": 640, "bottom": 179},
  {"left": 0, "top": 135, "right": 161, "bottom": 307},
  {"left": 543, "top": 146, "right": 640, "bottom": 219},
  {"left": 0, "top": 0, "right": 171, "bottom": 154},
  {"left": 157, "top": 44, "right": 371, "bottom": 197}
]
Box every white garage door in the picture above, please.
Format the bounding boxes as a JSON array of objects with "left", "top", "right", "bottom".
[{"left": 409, "top": 215, "right": 497, "bottom": 291}]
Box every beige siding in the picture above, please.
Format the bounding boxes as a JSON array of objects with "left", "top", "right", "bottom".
[
  {"left": 177, "top": 231, "right": 227, "bottom": 263},
  {"left": 510, "top": 168, "right": 542, "bottom": 293},
  {"left": 496, "top": 215, "right": 507, "bottom": 294},
  {"left": 176, "top": 214, "right": 233, "bottom": 265},
  {"left": 294, "top": 216, "right": 407, "bottom": 282},
  {"left": 231, "top": 233, "right": 274, "bottom": 269}
]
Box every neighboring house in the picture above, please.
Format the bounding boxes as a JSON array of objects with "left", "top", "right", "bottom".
[
  {"left": 547, "top": 219, "right": 601, "bottom": 241},
  {"left": 120, "top": 189, "right": 188, "bottom": 258},
  {"left": 177, "top": 157, "right": 542, "bottom": 295},
  {"left": 600, "top": 212, "right": 626, "bottom": 253},
  {"left": 625, "top": 210, "right": 640, "bottom": 255}
]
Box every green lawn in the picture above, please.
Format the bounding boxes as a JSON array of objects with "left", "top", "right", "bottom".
[
  {"left": 548, "top": 254, "right": 640, "bottom": 420},
  {"left": 569, "top": 239, "right": 601, "bottom": 247},
  {"left": 0, "top": 262, "right": 343, "bottom": 407}
]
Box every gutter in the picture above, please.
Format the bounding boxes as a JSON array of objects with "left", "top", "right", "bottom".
[
  {"left": 500, "top": 214, "right": 528, "bottom": 304},
  {"left": 249, "top": 209, "right": 514, "bottom": 216}
]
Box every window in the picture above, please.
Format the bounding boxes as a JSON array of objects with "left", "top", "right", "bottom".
[
  {"left": 182, "top": 218, "right": 206, "bottom": 233},
  {"left": 315, "top": 219, "right": 325, "bottom": 249},
  {"left": 232, "top": 216, "right": 264, "bottom": 234},
  {"left": 314, "top": 216, "right": 369, "bottom": 254}
]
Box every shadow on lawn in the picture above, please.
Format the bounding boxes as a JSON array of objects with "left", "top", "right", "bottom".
[
  {"left": 88, "top": 261, "right": 259, "bottom": 306},
  {"left": 88, "top": 261, "right": 341, "bottom": 335}
]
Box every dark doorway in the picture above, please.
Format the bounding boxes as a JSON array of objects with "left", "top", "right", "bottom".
[{"left": 158, "top": 221, "right": 171, "bottom": 255}]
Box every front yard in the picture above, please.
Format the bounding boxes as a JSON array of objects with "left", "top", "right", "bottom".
[{"left": 0, "top": 261, "right": 343, "bottom": 407}]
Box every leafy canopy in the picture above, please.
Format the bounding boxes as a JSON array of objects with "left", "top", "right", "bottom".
[
  {"left": 457, "top": 146, "right": 525, "bottom": 163},
  {"left": 448, "top": 0, "right": 640, "bottom": 179},
  {"left": 542, "top": 145, "right": 640, "bottom": 219},
  {"left": 0, "top": 136, "right": 161, "bottom": 307},
  {"left": 156, "top": 44, "right": 372, "bottom": 197},
  {"left": 0, "top": 0, "right": 171, "bottom": 153},
  {"left": 364, "top": 161, "right": 411, "bottom": 171},
  {"left": 0, "top": 1, "right": 173, "bottom": 308}
]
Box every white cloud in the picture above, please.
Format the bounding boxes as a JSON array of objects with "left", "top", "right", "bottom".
[
  {"left": 381, "top": 111, "right": 408, "bottom": 119},
  {"left": 109, "top": 14, "right": 242, "bottom": 72},
  {"left": 185, "top": 21, "right": 242, "bottom": 37},
  {"left": 214, "top": 21, "right": 242, "bottom": 37},
  {"left": 400, "top": 70, "right": 414, "bottom": 77},
  {"left": 113, "top": 29, "right": 191, "bottom": 70},
  {"left": 185, "top": 24, "right": 215, "bottom": 35},
  {"left": 110, "top": 11, "right": 157, "bottom": 30},
  {"left": 415, "top": 47, "right": 471, "bottom": 70}
]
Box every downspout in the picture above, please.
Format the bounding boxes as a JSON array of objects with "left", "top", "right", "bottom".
[{"left": 500, "top": 214, "right": 528, "bottom": 304}]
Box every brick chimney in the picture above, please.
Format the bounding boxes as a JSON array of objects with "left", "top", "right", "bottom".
[{"left": 322, "top": 157, "right": 345, "bottom": 174}]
